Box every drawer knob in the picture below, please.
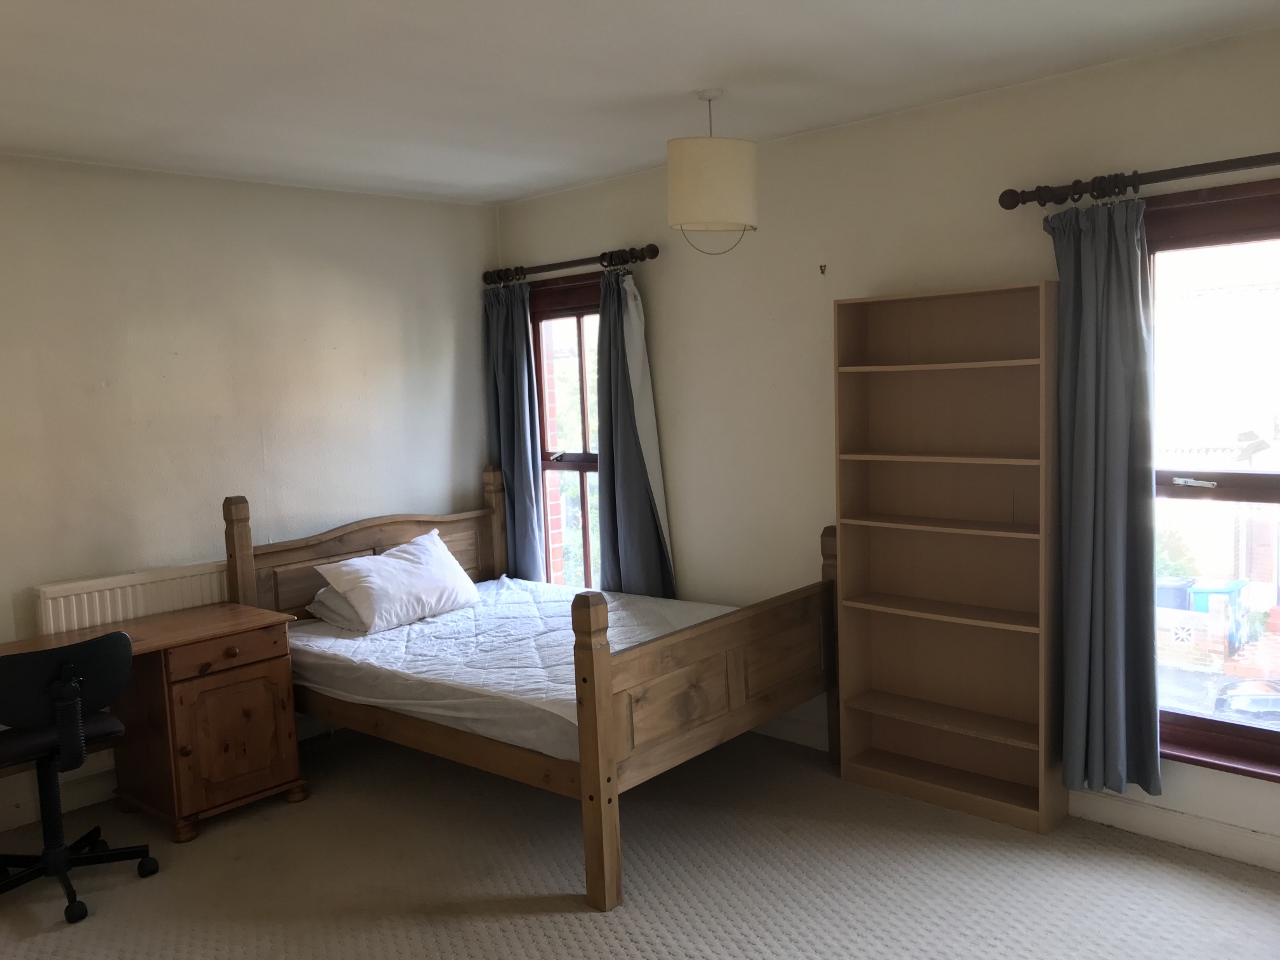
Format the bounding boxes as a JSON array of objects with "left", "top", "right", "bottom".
[
  {"left": 178, "top": 745, "right": 193, "bottom": 757},
  {"left": 224, "top": 646, "right": 239, "bottom": 659}
]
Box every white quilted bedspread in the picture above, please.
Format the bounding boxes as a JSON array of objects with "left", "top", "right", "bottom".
[{"left": 289, "top": 576, "right": 734, "bottom": 761}]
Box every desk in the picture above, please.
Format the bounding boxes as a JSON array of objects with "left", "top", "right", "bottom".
[{"left": 21, "top": 603, "right": 308, "bottom": 842}]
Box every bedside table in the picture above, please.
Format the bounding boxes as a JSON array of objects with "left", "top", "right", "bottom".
[{"left": 29, "top": 603, "right": 308, "bottom": 842}]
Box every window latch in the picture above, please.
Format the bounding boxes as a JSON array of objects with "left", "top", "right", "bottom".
[
  {"left": 549, "top": 452, "right": 565, "bottom": 462},
  {"left": 1172, "top": 477, "right": 1217, "bottom": 488}
]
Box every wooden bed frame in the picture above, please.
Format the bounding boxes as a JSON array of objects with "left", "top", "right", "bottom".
[{"left": 222, "top": 466, "right": 837, "bottom": 910}]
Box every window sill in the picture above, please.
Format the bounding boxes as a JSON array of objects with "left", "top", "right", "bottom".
[{"left": 1160, "top": 710, "right": 1280, "bottom": 785}]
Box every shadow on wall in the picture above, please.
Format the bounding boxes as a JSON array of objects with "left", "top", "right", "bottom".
[{"left": 9, "top": 588, "right": 37, "bottom": 641}]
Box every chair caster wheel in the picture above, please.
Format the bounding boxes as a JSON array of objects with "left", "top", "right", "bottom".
[
  {"left": 137, "top": 857, "right": 159, "bottom": 878},
  {"left": 65, "top": 900, "right": 89, "bottom": 924},
  {"left": 92, "top": 839, "right": 110, "bottom": 854}
]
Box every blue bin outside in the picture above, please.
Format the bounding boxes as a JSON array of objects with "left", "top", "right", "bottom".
[
  {"left": 1156, "top": 576, "right": 1196, "bottom": 610},
  {"left": 1187, "top": 579, "right": 1248, "bottom": 656}
]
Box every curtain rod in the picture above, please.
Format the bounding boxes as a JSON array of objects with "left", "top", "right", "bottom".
[
  {"left": 483, "top": 243, "right": 659, "bottom": 285},
  {"left": 998, "top": 150, "right": 1280, "bottom": 210}
]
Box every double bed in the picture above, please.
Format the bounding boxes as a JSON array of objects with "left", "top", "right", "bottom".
[{"left": 222, "top": 466, "right": 836, "bottom": 910}]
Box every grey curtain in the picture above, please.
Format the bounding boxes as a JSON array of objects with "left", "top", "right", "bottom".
[
  {"left": 484, "top": 283, "right": 546, "bottom": 582},
  {"left": 1045, "top": 201, "right": 1161, "bottom": 796},
  {"left": 598, "top": 271, "right": 676, "bottom": 597}
]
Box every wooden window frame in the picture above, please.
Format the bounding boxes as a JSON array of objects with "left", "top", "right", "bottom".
[
  {"left": 1145, "top": 178, "right": 1280, "bottom": 782},
  {"left": 529, "top": 273, "right": 602, "bottom": 588}
]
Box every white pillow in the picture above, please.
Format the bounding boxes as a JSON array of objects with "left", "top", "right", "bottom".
[
  {"left": 306, "top": 587, "right": 368, "bottom": 633},
  {"left": 315, "top": 530, "right": 481, "bottom": 634}
]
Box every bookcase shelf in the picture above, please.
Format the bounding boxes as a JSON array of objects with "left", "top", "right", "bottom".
[
  {"left": 833, "top": 282, "right": 1066, "bottom": 834},
  {"left": 846, "top": 750, "right": 1041, "bottom": 828},
  {"left": 838, "top": 358, "right": 1041, "bottom": 373},
  {"left": 839, "top": 515, "right": 1039, "bottom": 540},
  {"left": 842, "top": 594, "right": 1039, "bottom": 634},
  {"left": 839, "top": 453, "right": 1040, "bottom": 466},
  {"left": 847, "top": 691, "right": 1039, "bottom": 750}
]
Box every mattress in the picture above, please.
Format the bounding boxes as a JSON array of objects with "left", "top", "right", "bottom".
[{"left": 289, "top": 576, "right": 734, "bottom": 761}]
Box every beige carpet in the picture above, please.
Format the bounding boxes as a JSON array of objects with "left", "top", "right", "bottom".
[{"left": 1, "top": 732, "right": 1277, "bottom": 959}]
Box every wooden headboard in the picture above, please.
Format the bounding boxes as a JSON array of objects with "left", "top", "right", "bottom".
[{"left": 222, "top": 466, "right": 508, "bottom": 618}]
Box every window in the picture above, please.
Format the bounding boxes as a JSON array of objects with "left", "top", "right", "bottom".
[
  {"left": 530, "top": 275, "right": 602, "bottom": 589},
  {"left": 1147, "top": 180, "right": 1280, "bottom": 781}
]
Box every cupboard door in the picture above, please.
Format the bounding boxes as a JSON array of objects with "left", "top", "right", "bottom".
[{"left": 171, "top": 657, "right": 299, "bottom": 817}]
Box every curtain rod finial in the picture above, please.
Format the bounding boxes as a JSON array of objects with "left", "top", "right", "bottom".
[{"left": 998, "top": 189, "right": 1022, "bottom": 210}]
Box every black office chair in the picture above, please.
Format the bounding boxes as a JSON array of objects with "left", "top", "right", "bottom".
[{"left": 0, "top": 631, "right": 158, "bottom": 923}]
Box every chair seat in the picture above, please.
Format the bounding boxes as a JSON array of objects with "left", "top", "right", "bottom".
[{"left": 0, "top": 711, "right": 125, "bottom": 768}]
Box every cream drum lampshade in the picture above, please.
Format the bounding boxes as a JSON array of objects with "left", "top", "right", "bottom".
[{"left": 666, "top": 136, "right": 757, "bottom": 232}]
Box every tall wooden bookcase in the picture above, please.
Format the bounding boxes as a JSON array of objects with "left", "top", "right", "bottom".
[{"left": 833, "top": 282, "right": 1066, "bottom": 833}]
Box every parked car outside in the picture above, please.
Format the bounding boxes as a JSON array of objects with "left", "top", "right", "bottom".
[{"left": 1214, "top": 678, "right": 1280, "bottom": 726}]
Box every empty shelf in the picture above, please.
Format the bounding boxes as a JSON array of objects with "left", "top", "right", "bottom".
[
  {"left": 840, "top": 514, "right": 1038, "bottom": 539},
  {"left": 842, "top": 593, "right": 1039, "bottom": 633},
  {"left": 846, "top": 749, "right": 1040, "bottom": 817},
  {"left": 839, "top": 453, "right": 1040, "bottom": 466},
  {"left": 838, "top": 358, "right": 1041, "bottom": 373},
  {"left": 847, "top": 691, "right": 1038, "bottom": 750}
]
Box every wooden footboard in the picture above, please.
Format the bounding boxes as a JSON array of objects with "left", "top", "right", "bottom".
[{"left": 572, "top": 526, "right": 838, "bottom": 910}]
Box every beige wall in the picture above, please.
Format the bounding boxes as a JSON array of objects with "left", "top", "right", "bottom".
[
  {"left": 498, "top": 28, "right": 1280, "bottom": 608},
  {"left": 496, "top": 29, "right": 1280, "bottom": 862},
  {"left": 0, "top": 158, "right": 496, "bottom": 642}
]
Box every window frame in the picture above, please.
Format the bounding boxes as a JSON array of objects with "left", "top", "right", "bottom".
[
  {"left": 529, "top": 272, "right": 602, "bottom": 588},
  {"left": 1145, "top": 177, "right": 1280, "bottom": 782}
]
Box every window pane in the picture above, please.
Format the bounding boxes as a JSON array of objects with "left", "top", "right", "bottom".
[
  {"left": 583, "top": 313, "right": 599, "bottom": 453},
  {"left": 544, "top": 469, "right": 585, "bottom": 589},
  {"left": 1153, "top": 239, "right": 1280, "bottom": 473},
  {"left": 1156, "top": 498, "right": 1280, "bottom": 731},
  {"left": 586, "top": 470, "right": 601, "bottom": 589},
  {"left": 540, "top": 317, "right": 584, "bottom": 454}
]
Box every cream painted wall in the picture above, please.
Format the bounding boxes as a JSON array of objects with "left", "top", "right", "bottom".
[
  {"left": 0, "top": 157, "right": 496, "bottom": 643},
  {"left": 496, "top": 29, "right": 1280, "bottom": 865}
]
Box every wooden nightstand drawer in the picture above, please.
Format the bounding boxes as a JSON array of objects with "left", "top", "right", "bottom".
[{"left": 165, "top": 624, "right": 287, "bottom": 682}]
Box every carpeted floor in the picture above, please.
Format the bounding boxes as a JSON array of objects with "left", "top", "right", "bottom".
[{"left": 1, "top": 731, "right": 1277, "bottom": 959}]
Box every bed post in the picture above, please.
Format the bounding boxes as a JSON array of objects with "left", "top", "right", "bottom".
[
  {"left": 821, "top": 524, "right": 840, "bottom": 766},
  {"left": 572, "top": 592, "right": 621, "bottom": 911},
  {"left": 223, "top": 496, "right": 258, "bottom": 607},
  {"left": 482, "top": 466, "right": 509, "bottom": 579}
]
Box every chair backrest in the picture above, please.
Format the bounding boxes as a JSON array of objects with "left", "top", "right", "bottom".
[{"left": 0, "top": 632, "right": 133, "bottom": 730}]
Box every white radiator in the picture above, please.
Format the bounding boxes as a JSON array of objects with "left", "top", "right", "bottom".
[{"left": 36, "top": 560, "right": 229, "bottom": 634}]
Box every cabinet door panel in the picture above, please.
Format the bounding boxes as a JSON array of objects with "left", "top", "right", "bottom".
[{"left": 171, "top": 657, "right": 298, "bottom": 817}]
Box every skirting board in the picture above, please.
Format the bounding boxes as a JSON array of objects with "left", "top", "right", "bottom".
[
  {"left": 1070, "top": 784, "right": 1280, "bottom": 873},
  {"left": 759, "top": 705, "right": 1280, "bottom": 874},
  {"left": 0, "top": 753, "right": 118, "bottom": 835}
]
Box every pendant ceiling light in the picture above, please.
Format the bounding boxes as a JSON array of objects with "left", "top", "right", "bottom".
[{"left": 667, "top": 90, "right": 757, "bottom": 255}]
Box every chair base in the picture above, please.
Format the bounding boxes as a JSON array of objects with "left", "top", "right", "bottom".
[{"left": 0, "top": 825, "right": 158, "bottom": 923}]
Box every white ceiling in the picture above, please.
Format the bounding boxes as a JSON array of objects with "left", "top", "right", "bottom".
[{"left": 2, "top": 1, "right": 1278, "bottom": 203}]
